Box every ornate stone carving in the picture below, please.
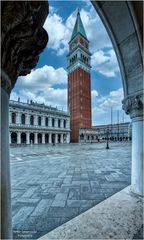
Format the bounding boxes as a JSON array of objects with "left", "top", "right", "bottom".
[
  {"left": 122, "top": 94, "right": 143, "bottom": 118},
  {"left": 1, "top": 1, "right": 48, "bottom": 94}
]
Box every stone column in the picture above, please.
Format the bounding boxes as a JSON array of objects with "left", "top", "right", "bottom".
[
  {"left": 26, "top": 114, "right": 29, "bottom": 125},
  {"left": 66, "top": 119, "right": 70, "bottom": 129},
  {"left": 55, "top": 118, "right": 58, "bottom": 128},
  {"left": 1, "top": 76, "right": 12, "bottom": 239},
  {"left": 55, "top": 133, "right": 58, "bottom": 144},
  {"left": 122, "top": 94, "right": 143, "bottom": 196},
  {"left": 66, "top": 133, "right": 70, "bottom": 144},
  {"left": 17, "top": 112, "right": 21, "bottom": 125},
  {"left": 49, "top": 133, "right": 52, "bottom": 144},
  {"left": 9, "top": 132, "right": 11, "bottom": 144},
  {"left": 34, "top": 133, "right": 38, "bottom": 144},
  {"left": 34, "top": 115, "right": 37, "bottom": 126},
  {"left": 17, "top": 131, "right": 21, "bottom": 144},
  {"left": 61, "top": 134, "right": 63, "bottom": 144},
  {"left": 42, "top": 116, "right": 45, "bottom": 127},
  {"left": 26, "top": 132, "right": 30, "bottom": 144},
  {"left": 42, "top": 133, "right": 45, "bottom": 144}
]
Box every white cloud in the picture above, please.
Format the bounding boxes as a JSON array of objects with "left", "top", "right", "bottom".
[
  {"left": 44, "top": 4, "right": 112, "bottom": 56},
  {"left": 10, "top": 65, "right": 68, "bottom": 110},
  {"left": 92, "top": 88, "right": 130, "bottom": 125},
  {"left": 91, "top": 88, "right": 129, "bottom": 125},
  {"left": 97, "top": 88, "right": 124, "bottom": 110},
  {"left": 91, "top": 89, "right": 99, "bottom": 97},
  {"left": 91, "top": 49, "right": 119, "bottom": 77},
  {"left": 10, "top": 88, "right": 68, "bottom": 111},
  {"left": 16, "top": 65, "right": 67, "bottom": 90}
]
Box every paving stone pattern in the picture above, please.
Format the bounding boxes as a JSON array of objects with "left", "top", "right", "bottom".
[{"left": 10, "top": 142, "right": 131, "bottom": 239}]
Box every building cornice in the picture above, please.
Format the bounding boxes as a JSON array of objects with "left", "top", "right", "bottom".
[{"left": 9, "top": 100, "right": 70, "bottom": 117}]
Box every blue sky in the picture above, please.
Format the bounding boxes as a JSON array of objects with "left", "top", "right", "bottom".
[{"left": 10, "top": 0, "right": 130, "bottom": 125}]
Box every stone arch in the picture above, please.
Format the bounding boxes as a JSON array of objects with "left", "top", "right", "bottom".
[
  {"left": 11, "top": 132, "right": 17, "bottom": 144},
  {"left": 80, "top": 133, "right": 84, "bottom": 140},
  {"left": 45, "top": 117, "right": 48, "bottom": 126},
  {"left": 30, "top": 133, "right": 35, "bottom": 144},
  {"left": 45, "top": 133, "right": 49, "bottom": 143},
  {"left": 58, "top": 134, "right": 61, "bottom": 143},
  {"left": 52, "top": 134, "right": 55, "bottom": 144},
  {"left": 30, "top": 115, "right": 34, "bottom": 125},
  {"left": 63, "top": 134, "right": 67, "bottom": 143},
  {"left": 21, "top": 132, "right": 26, "bottom": 144},
  {"left": 38, "top": 133, "right": 42, "bottom": 144},
  {"left": 52, "top": 118, "right": 55, "bottom": 127},
  {"left": 38, "top": 116, "right": 41, "bottom": 126},
  {"left": 63, "top": 119, "right": 66, "bottom": 128},
  {"left": 12, "top": 112, "right": 16, "bottom": 124},
  {"left": 92, "top": 1, "right": 142, "bottom": 98},
  {"left": 21, "top": 114, "right": 25, "bottom": 125},
  {"left": 58, "top": 119, "right": 61, "bottom": 128}
]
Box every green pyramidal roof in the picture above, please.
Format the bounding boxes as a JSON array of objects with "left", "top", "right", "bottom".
[{"left": 70, "top": 10, "right": 88, "bottom": 41}]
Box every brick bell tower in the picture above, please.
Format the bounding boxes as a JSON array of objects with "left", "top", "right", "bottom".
[{"left": 67, "top": 9, "right": 92, "bottom": 142}]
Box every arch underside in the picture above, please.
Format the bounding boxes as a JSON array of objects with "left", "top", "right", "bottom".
[{"left": 92, "top": 1, "right": 143, "bottom": 98}]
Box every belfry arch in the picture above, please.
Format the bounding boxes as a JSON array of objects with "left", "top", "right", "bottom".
[{"left": 1, "top": 1, "right": 143, "bottom": 239}]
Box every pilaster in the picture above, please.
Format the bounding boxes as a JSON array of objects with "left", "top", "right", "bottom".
[
  {"left": 55, "top": 118, "right": 58, "bottom": 128},
  {"left": 17, "top": 131, "right": 21, "bottom": 144},
  {"left": 55, "top": 133, "right": 58, "bottom": 144},
  {"left": 61, "top": 134, "right": 64, "bottom": 144},
  {"left": 35, "top": 133, "right": 38, "bottom": 144},
  {"left": 49, "top": 133, "right": 52, "bottom": 144},
  {"left": 26, "top": 132, "right": 30, "bottom": 144},
  {"left": 42, "top": 116, "right": 45, "bottom": 127},
  {"left": 42, "top": 133, "right": 45, "bottom": 144}
]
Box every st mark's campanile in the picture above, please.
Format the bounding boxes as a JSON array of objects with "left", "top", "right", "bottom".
[{"left": 67, "top": 10, "right": 92, "bottom": 142}]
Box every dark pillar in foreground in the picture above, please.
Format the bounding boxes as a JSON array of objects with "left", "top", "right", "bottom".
[{"left": 1, "top": 2, "right": 48, "bottom": 238}]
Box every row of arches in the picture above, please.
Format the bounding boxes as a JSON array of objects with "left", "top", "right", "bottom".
[
  {"left": 79, "top": 134, "right": 132, "bottom": 142},
  {"left": 10, "top": 132, "right": 69, "bottom": 144},
  {"left": 11, "top": 112, "right": 67, "bottom": 128},
  {"left": 69, "top": 54, "right": 89, "bottom": 65}
]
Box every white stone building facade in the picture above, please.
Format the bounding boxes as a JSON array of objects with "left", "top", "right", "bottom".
[
  {"left": 9, "top": 99, "right": 70, "bottom": 145},
  {"left": 79, "top": 122, "right": 132, "bottom": 143}
]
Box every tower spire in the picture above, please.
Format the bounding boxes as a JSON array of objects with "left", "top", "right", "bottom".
[
  {"left": 70, "top": 9, "right": 87, "bottom": 41},
  {"left": 77, "top": 7, "right": 80, "bottom": 15}
]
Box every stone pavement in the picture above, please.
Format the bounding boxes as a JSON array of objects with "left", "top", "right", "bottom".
[{"left": 10, "top": 142, "right": 131, "bottom": 239}]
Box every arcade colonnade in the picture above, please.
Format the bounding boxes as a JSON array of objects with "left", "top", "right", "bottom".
[
  {"left": 10, "top": 131, "right": 69, "bottom": 145},
  {"left": 1, "top": 1, "right": 143, "bottom": 239},
  {"left": 9, "top": 100, "right": 70, "bottom": 145}
]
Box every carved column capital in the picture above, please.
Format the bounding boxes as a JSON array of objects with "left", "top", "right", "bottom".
[
  {"left": 122, "top": 93, "right": 143, "bottom": 119},
  {"left": 1, "top": 1, "right": 48, "bottom": 94}
]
